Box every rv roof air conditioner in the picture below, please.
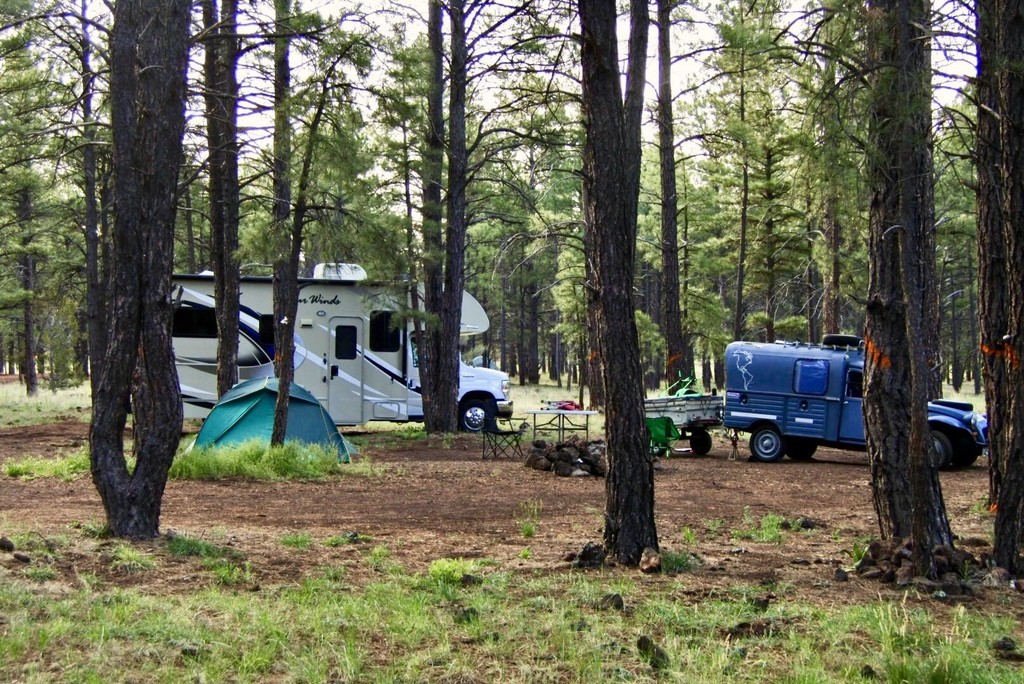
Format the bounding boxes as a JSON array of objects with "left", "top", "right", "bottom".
[{"left": 313, "top": 263, "right": 368, "bottom": 281}]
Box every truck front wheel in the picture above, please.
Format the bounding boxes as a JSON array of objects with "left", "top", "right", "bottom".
[
  {"left": 749, "top": 427, "right": 785, "bottom": 463},
  {"left": 930, "top": 430, "right": 953, "bottom": 469}
]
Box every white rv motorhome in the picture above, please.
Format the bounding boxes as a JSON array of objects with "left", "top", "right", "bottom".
[{"left": 171, "top": 265, "right": 513, "bottom": 431}]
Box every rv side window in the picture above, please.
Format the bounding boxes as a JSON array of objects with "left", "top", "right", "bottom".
[
  {"left": 259, "top": 315, "right": 275, "bottom": 345},
  {"left": 846, "top": 369, "right": 863, "bottom": 398},
  {"left": 793, "top": 359, "right": 829, "bottom": 395},
  {"left": 335, "top": 325, "right": 358, "bottom": 360},
  {"left": 172, "top": 307, "right": 217, "bottom": 338},
  {"left": 369, "top": 310, "right": 401, "bottom": 352}
]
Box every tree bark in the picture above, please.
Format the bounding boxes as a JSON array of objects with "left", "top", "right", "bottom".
[
  {"left": 270, "top": 0, "right": 294, "bottom": 445},
  {"left": 978, "top": 0, "right": 1024, "bottom": 574},
  {"left": 80, "top": 0, "right": 105, "bottom": 384},
  {"left": 863, "top": 0, "right": 951, "bottom": 572},
  {"left": 18, "top": 187, "right": 38, "bottom": 397},
  {"left": 579, "top": 0, "right": 656, "bottom": 565},
  {"left": 90, "top": 0, "right": 188, "bottom": 538},
  {"left": 203, "top": 0, "right": 241, "bottom": 398},
  {"left": 657, "top": 0, "right": 687, "bottom": 383},
  {"left": 420, "top": 0, "right": 447, "bottom": 433}
]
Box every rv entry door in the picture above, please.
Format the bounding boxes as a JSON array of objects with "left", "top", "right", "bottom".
[{"left": 328, "top": 317, "right": 365, "bottom": 424}]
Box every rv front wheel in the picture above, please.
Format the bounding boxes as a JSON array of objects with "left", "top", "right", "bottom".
[
  {"left": 749, "top": 427, "right": 785, "bottom": 463},
  {"left": 459, "top": 398, "right": 492, "bottom": 432}
]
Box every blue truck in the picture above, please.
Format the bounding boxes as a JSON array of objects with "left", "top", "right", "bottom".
[{"left": 723, "top": 336, "right": 988, "bottom": 466}]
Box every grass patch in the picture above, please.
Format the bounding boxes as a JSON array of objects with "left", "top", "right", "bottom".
[
  {"left": 514, "top": 499, "right": 543, "bottom": 538},
  {"left": 170, "top": 440, "right": 351, "bottom": 481},
  {"left": 109, "top": 543, "right": 157, "bottom": 574},
  {"left": 661, "top": 549, "right": 697, "bottom": 573},
  {"left": 1, "top": 537, "right": 1022, "bottom": 683},
  {"left": 166, "top": 534, "right": 240, "bottom": 560},
  {"left": 0, "top": 381, "right": 91, "bottom": 427},
  {"left": 731, "top": 507, "right": 788, "bottom": 544},
  {"left": 280, "top": 532, "right": 313, "bottom": 550},
  {"left": 4, "top": 448, "right": 91, "bottom": 480}
]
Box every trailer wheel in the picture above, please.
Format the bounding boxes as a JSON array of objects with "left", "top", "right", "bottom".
[
  {"left": 786, "top": 437, "right": 817, "bottom": 461},
  {"left": 689, "top": 429, "right": 713, "bottom": 456},
  {"left": 749, "top": 426, "right": 785, "bottom": 463},
  {"left": 930, "top": 430, "right": 953, "bottom": 469}
]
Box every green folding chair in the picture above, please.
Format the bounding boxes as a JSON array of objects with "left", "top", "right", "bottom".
[{"left": 645, "top": 416, "right": 680, "bottom": 456}]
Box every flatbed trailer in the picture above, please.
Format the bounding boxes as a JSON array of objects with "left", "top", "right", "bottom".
[{"left": 644, "top": 394, "right": 724, "bottom": 455}]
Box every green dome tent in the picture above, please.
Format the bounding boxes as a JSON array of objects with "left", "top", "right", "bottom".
[{"left": 194, "top": 378, "right": 352, "bottom": 462}]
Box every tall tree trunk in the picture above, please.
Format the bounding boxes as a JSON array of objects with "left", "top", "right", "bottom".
[
  {"left": 18, "top": 187, "right": 38, "bottom": 397},
  {"left": 436, "top": 0, "right": 469, "bottom": 432},
  {"left": 863, "top": 0, "right": 951, "bottom": 573},
  {"left": 979, "top": 0, "right": 1024, "bottom": 574},
  {"left": 270, "top": 0, "right": 294, "bottom": 445},
  {"left": 733, "top": 49, "right": 749, "bottom": 341},
  {"left": 657, "top": 0, "right": 685, "bottom": 383},
  {"left": 420, "top": 0, "right": 447, "bottom": 433},
  {"left": 80, "top": 0, "right": 104, "bottom": 384},
  {"left": 90, "top": 0, "right": 189, "bottom": 539},
  {"left": 204, "top": 0, "right": 241, "bottom": 398},
  {"left": 578, "top": 0, "right": 655, "bottom": 565}
]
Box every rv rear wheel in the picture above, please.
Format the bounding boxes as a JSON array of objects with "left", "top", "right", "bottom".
[
  {"left": 689, "top": 429, "right": 713, "bottom": 456},
  {"left": 749, "top": 427, "right": 785, "bottom": 463}
]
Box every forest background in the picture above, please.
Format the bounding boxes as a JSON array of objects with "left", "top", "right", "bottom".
[{"left": 0, "top": 0, "right": 983, "bottom": 399}]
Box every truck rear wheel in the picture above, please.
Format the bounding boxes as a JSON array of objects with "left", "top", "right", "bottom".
[
  {"left": 689, "top": 429, "right": 713, "bottom": 456},
  {"left": 786, "top": 437, "right": 817, "bottom": 461},
  {"left": 749, "top": 427, "right": 785, "bottom": 462}
]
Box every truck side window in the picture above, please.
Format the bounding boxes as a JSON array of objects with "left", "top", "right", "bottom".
[
  {"left": 335, "top": 325, "right": 358, "bottom": 360},
  {"left": 846, "top": 370, "right": 863, "bottom": 398},
  {"left": 794, "top": 359, "right": 829, "bottom": 395},
  {"left": 369, "top": 311, "right": 402, "bottom": 352}
]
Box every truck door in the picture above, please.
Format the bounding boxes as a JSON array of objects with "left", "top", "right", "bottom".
[
  {"left": 327, "top": 317, "right": 365, "bottom": 424},
  {"left": 838, "top": 368, "right": 865, "bottom": 444}
]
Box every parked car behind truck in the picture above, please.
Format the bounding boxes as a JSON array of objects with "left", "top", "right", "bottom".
[{"left": 723, "top": 336, "right": 987, "bottom": 466}]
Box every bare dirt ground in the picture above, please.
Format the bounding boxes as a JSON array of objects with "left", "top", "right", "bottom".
[{"left": 0, "top": 419, "right": 1012, "bottom": 614}]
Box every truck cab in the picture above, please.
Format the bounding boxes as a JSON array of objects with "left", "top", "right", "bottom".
[{"left": 723, "top": 337, "right": 987, "bottom": 466}]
